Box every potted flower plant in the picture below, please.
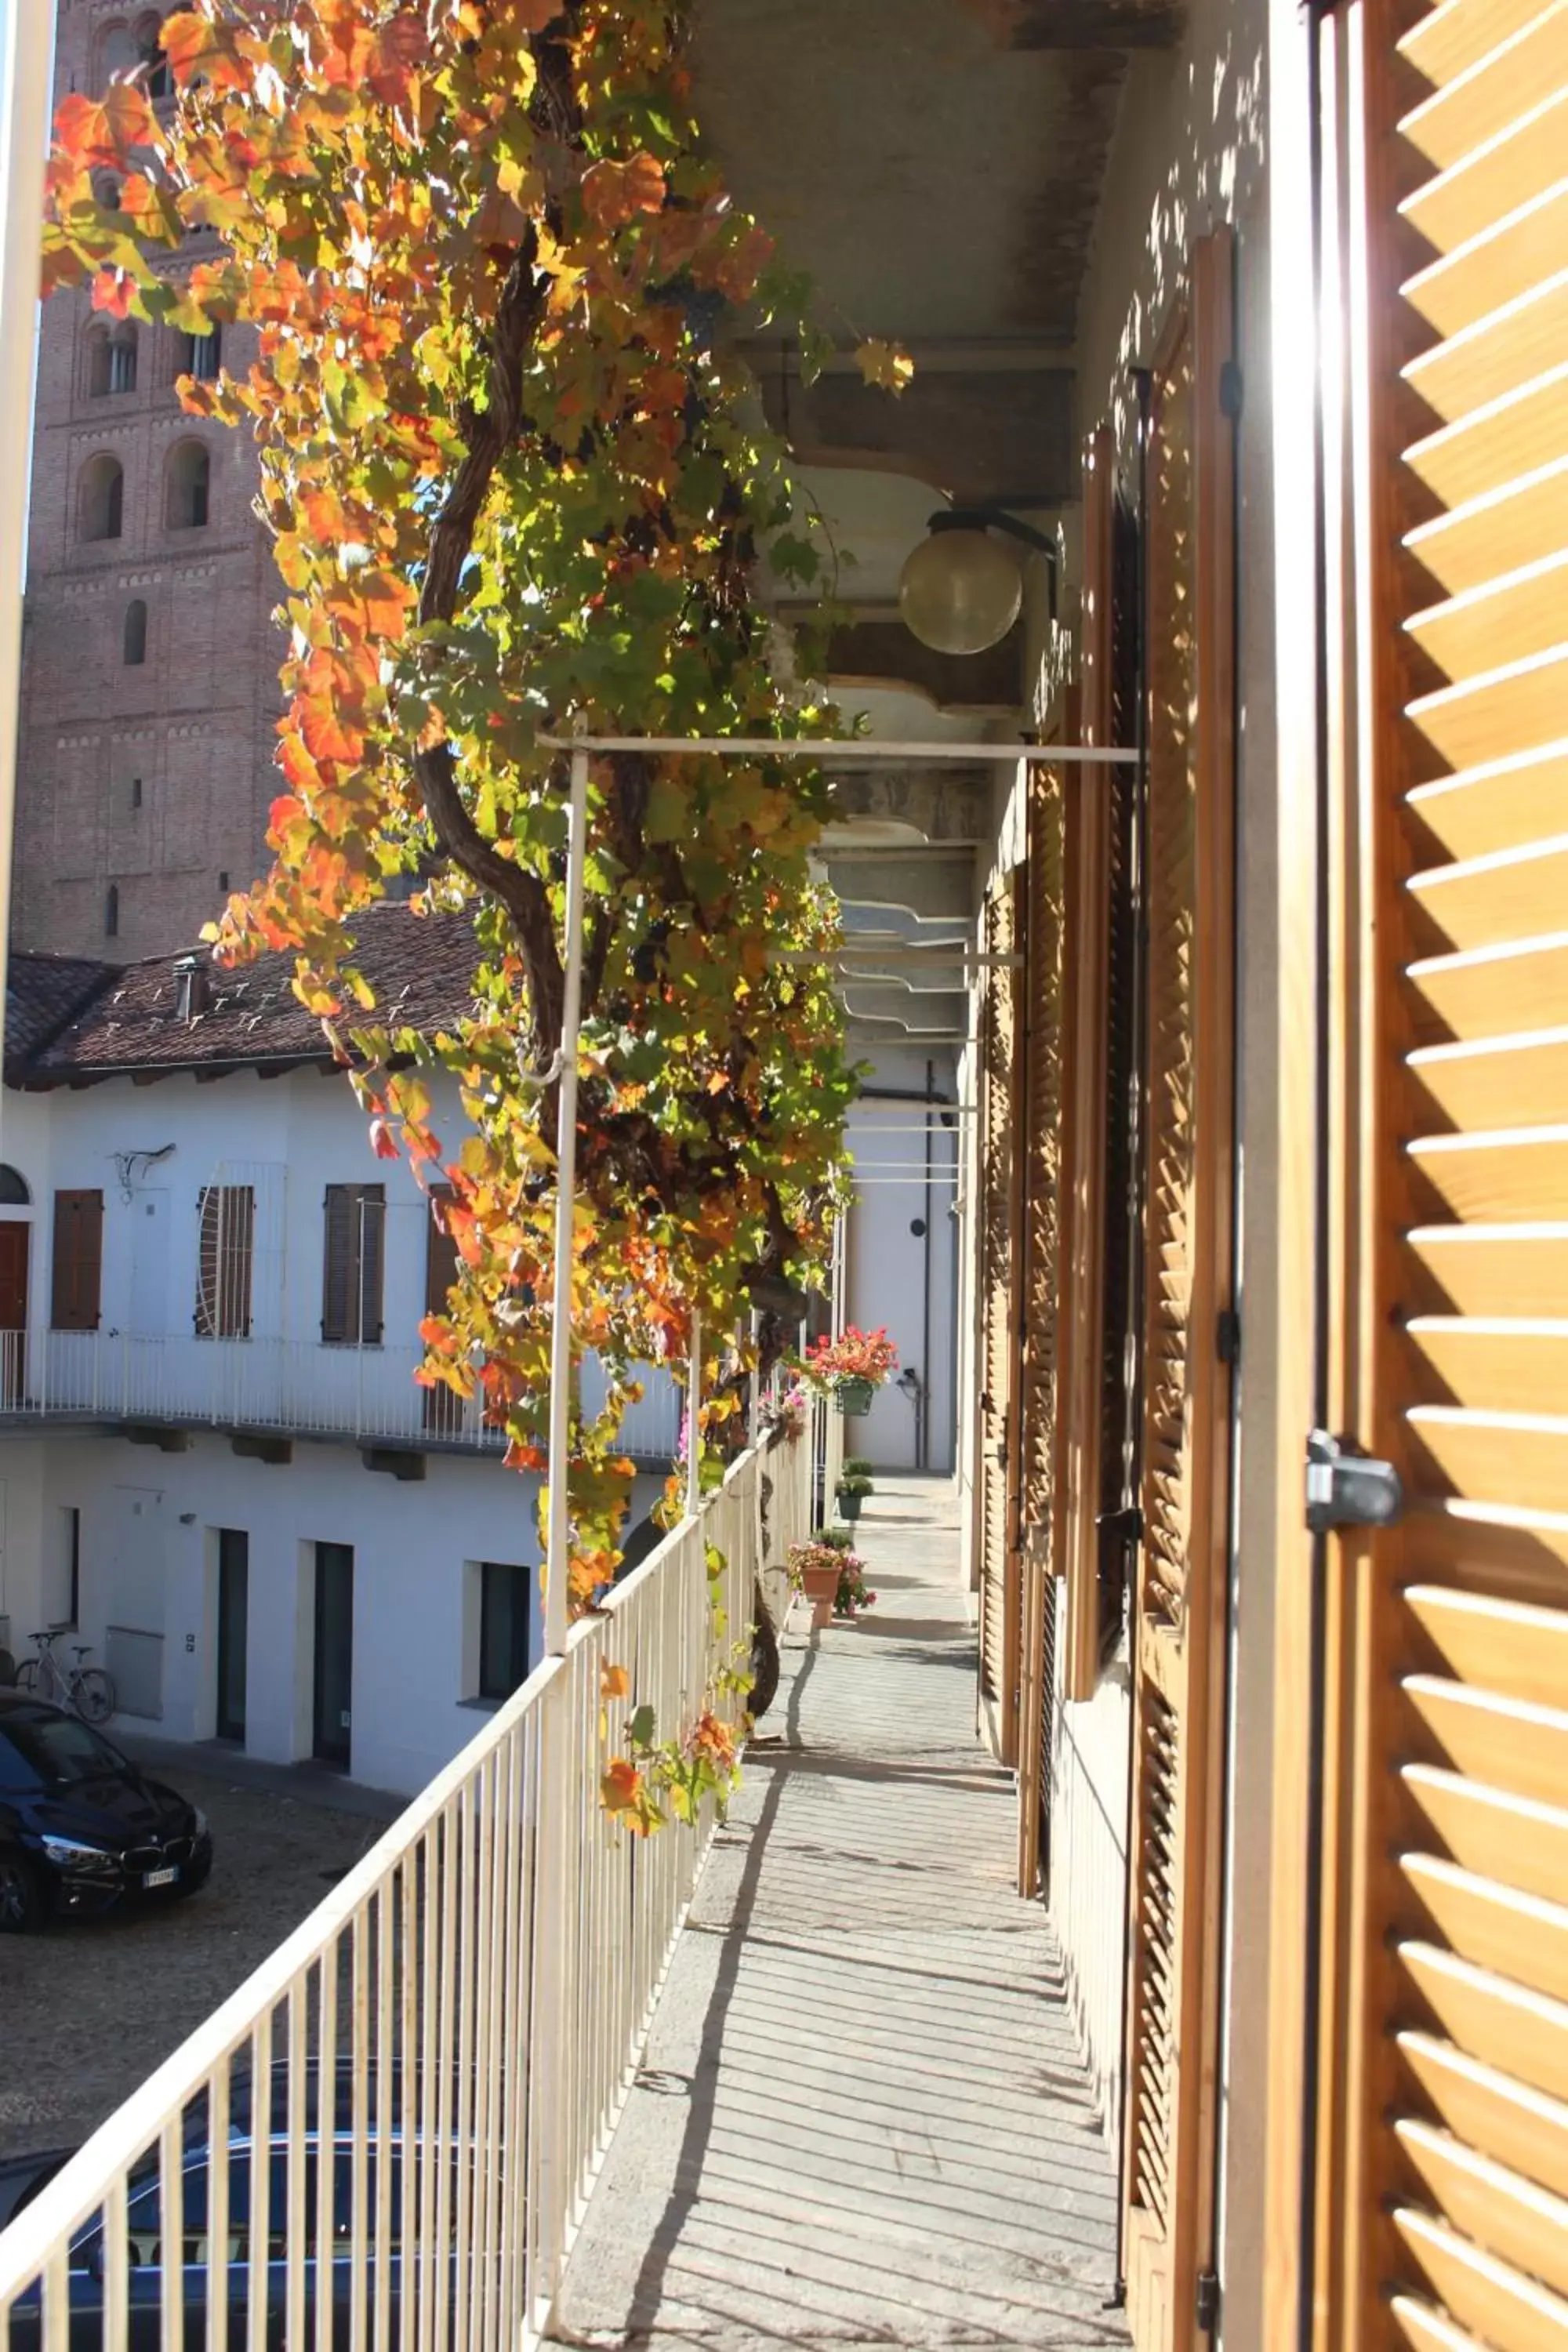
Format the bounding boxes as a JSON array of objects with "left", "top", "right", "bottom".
[
  {"left": 833, "top": 1554, "right": 876, "bottom": 1618},
  {"left": 789, "top": 1537, "right": 850, "bottom": 1631},
  {"left": 760, "top": 1381, "right": 808, "bottom": 1446},
  {"left": 835, "top": 1457, "right": 874, "bottom": 1523},
  {"left": 803, "top": 1326, "right": 898, "bottom": 1417}
]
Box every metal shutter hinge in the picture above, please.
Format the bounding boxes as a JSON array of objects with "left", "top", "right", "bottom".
[
  {"left": 1096, "top": 1504, "right": 1142, "bottom": 1545},
  {"left": 1216, "top": 1308, "right": 1240, "bottom": 1366},
  {"left": 1196, "top": 2269, "right": 1221, "bottom": 2332},
  {"left": 1304, "top": 1430, "right": 1404, "bottom": 1533}
]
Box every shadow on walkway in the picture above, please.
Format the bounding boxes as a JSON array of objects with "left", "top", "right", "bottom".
[{"left": 552, "top": 1475, "right": 1128, "bottom": 2350}]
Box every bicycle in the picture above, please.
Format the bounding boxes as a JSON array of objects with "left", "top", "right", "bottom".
[{"left": 16, "top": 1627, "right": 116, "bottom": 1725}]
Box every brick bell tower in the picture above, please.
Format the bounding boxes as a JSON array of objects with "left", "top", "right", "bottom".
[{"left": 13, "top": 2, "right": 287, "bottom": 964}]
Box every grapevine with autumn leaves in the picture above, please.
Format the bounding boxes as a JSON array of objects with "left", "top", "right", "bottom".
[{"left": 42, "top": 1, "right": 910, "bottom": 1703}]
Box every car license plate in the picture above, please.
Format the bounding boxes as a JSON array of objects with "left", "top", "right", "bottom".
[{"left": 143, "top": 1866, "right": 177, "bottom": 1889}]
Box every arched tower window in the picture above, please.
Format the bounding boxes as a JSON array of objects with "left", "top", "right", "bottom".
[
  {"left": 0, "top": 1167, "right": 31, "bottom": 1207},
  {"left": 80, "top": 455, "right": 125, "bottom": 543},
  {"left": 86, "top": 321, "right": 136, "bottom": 400},
  {"left": 165, "top": 441, "right": 210, "bottom": 531},
  {"left": 179, "top": 326, "right": 222, "bottom": 384},
  {"left": 97, "top": 23, "right": 140, "bottom": 85},
  {"left": 107, "top": 325, "right": 137, "bottom": 395},
  {"left": 124, "top": 599, "right": 147, "bottom": 665},
  {"left": 135, "top": 16, "right": 172, "bottom": 97}
]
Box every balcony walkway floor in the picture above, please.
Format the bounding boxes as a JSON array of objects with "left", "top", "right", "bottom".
[{"left": 552, "top": 1475, "right": 1129, "bottom": 2350}]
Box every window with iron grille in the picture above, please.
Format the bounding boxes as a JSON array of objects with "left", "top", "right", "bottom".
[{"left": 195, "top": 1185, "right": 254, "bottom": 1338}]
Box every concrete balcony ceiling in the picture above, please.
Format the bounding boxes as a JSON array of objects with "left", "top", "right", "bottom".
[
  {"left": 692, "top": 0, "right": 1175, "bottom": 1027},
  {"left": 691, "top": 0, "right": 1178, "bottom": 353}
]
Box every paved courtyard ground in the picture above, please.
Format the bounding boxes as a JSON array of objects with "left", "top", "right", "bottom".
[{"left": 0, "top": 1743, "right": 398, "bottom": 2162}]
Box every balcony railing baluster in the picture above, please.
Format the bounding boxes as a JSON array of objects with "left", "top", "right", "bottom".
[
  {"left": 0, "top": 1433, "right": 807, "bottom": 2349},
  {"left": 0, "top": 1332, "right": 684, "bottom": 1461}
]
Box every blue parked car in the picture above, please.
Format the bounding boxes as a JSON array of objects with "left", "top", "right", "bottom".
[{"left": 2, "top": 2065, "right": 488, "bottom": 2350}]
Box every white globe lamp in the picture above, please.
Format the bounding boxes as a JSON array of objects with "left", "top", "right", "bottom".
[{"left": 898, "top": 510, "right": 1055, "bottom": 657}]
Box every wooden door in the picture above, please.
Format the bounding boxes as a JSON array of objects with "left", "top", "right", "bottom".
[
  {"left": 1120, "top": 230, "right": 1236, "bottom": 2352},
  {"left": 216, "top": 1529, "right": 249, "bottom": 1744},
  {"left": 312, "top": 1541, "right": 354, "bottom": 1767},
  {"left": 0, "top": 1223, "right": 28, "bottom": 1407},
  {"left": 975, "top": 872, "right": 1023, "bottom": 1761},
  {"left": 1308, "top": 0, "right": 1568, "bottom": 2339}
]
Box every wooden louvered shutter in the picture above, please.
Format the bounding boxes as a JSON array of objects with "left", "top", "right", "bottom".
[
  {"left": 975, "top": 871, "right": 1022, "bottom": 1760},
  {"left": 357, "top": 1187, "right": 385, "bottom": 1345},
  {"left": 1121, "top": 230, "right": 1236, "bottom": 2352},
  {"left": 426, "top": 1185, "right": 459, "bottom": 1314},
  {"left": 1055, "top": 426, "right": 1118, "bottom": 1705},
  {"left": 1056, "top": 426, "right": 1141, "bottom": 1705},
  {"left": 423, "top": 1187, "right": 464, "bottom": 1436},
  {"left": 1017, "top": 733, "right": 1069, "bottom": 1894},
  {"left": 1310, "top": 0, "right": 1568, "bottom": 2340},
  {"left": 50, "top": 1191, "right": 103, "bottom": 1332},
  {"left": 322, "top": 1185, "right": 355, "bottom": 1342},
  {"left": 322, "top": 1185, "right": 386, "bottom": 1345}
]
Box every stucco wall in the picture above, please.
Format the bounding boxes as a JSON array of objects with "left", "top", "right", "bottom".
[
  {"left": 0, "top": 1425, "right": 667, "bottom": 1797},
  {"left": 1049, "top": 1595, "right": 1131, "bottom": 2140},
  {"left": 844, "top": 1043, "right": 960, "bottom": 1475},
  {"left": 1, "top": 1065, "right": 681, "bottom": 1456},
  {"left": 0, "top": 1062, "right": 675, "bottom": 1793}
]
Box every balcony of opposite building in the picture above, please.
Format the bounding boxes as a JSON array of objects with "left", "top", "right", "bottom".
[{"left": 0, "top": 1327, "right": 683, "bottom": 1468}]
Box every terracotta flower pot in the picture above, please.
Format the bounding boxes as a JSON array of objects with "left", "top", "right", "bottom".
[{"left": 797, "top": 1560, "right": 840, "bottom": 1630}]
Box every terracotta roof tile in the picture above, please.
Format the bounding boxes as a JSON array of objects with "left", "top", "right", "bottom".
[
  {"left": 10, "top": 908, "right": 484, "bottom": 1083},
  {"left": 4, "top": 952, "right": 118, "bottom": 1076}
]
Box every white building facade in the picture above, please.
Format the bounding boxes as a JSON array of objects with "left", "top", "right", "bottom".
[{"left": 0, "top": 922, "right": 676, "bottom": 1794}]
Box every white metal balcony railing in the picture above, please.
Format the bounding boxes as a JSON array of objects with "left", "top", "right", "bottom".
[
  {"left": 0, "top": 1428, "right": 815, "bottom": 2350},
  {"left": 0, "top": 1328, "right": 685, "bottom": 1461}
]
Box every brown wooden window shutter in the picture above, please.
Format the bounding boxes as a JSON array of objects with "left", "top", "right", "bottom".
[
  {"left": 195, "top": 1185, "right": 254, "bottom": 1338},
  {"left": 975, "top": 870, "right": 1024, "bottom": 1763},
  {"left": 1016, "top": 736, "right": 1069, "bottom": 1898},
  {"left": 1303, "top": 0, "right": 1568, "bottom": 2339},
  {"left": 50, "top": 1191, "right": 103, "bottom": 1332},
  {"left": 1020, "top": 760, "right": 1067, "bottom": 1548},
  {"left": 1055, "top": 422, "right": 1142, "bottom": 1707},
  {"left": 423, "top": 1186, "right": 464, "bottom": 1436},
  {"left": 322, "top": 1184, "right": 386, "bottom": 1345},
  {"left": 425, "top": 1185, "right": 460, "bottom": 1316},
  {"left": 1119, "top": 228, "right": 1236, "bottom": 2352}
]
